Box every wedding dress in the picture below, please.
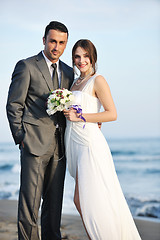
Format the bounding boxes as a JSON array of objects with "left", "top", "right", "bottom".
[{"left": 65, "top": 74, "right": 141, "bottom": 240}]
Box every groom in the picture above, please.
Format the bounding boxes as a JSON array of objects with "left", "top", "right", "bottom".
[{"left": 6, "top": 21, "right": 74, "bottom": 240}]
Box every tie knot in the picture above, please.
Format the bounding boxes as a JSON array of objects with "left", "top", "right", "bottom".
[{"left": 51, "top": 63, "right": 57, "bottom": 69}]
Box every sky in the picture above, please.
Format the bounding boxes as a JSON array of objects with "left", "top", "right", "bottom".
[{"left": 0, "top": 0, "right": 160, "bottom": 143}]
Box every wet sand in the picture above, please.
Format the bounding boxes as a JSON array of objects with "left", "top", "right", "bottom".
[{"left": 0, "top": 200, "right": 159, "bottom": 240}]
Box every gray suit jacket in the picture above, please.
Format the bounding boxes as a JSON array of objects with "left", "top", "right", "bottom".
[{"left": 6, "top": 51, "right": 74, "bottom": 156}]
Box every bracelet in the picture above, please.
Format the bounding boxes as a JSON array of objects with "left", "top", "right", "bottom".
[{"left": 71, "top": 105, "right": 86, "bottom": 128}]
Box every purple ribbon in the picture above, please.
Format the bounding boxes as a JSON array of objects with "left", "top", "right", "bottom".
[{"left": 71, "top": 105, "right": 86, "bottom": 128}]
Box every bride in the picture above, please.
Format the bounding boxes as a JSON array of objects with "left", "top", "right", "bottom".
[{"left": 64, "top": 39, "right": 141, "bottom": 240}]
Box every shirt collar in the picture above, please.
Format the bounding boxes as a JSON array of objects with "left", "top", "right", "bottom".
[{"left": 42, "top": 51, "right": 60, "bottom": 70}]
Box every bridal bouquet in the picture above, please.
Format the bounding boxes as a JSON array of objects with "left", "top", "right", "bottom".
[{"left": 46, "top": 88, "right": 74, "bottom": 116}]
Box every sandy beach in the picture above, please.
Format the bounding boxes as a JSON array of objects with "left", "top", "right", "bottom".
[{"left": 0, "top": 200, "right": 159, "bottom": 240}]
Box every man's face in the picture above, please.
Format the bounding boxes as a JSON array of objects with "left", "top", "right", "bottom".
[{"left": 43, "top": 29, "right": 68, "bottom": 63}]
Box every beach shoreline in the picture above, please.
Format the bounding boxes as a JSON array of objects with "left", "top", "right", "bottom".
[{"left": 0, "top": 200, "right": 159, "bottom": 240}]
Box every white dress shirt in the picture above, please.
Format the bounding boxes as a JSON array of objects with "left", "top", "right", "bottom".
[{"left": 42, "top": 51, "right": 61, "bottom": 87}]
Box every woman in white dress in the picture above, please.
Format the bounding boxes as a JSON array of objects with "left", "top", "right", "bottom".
[{"left": 64, "top": 39, "right": 141, "bottom": 240}]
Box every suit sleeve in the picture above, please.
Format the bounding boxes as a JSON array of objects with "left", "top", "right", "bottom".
[{"left": 6, "top": 60, "right": 30, "bottom": 144}]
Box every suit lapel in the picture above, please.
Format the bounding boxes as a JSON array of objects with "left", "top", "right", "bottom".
[
  {"left": 36, "top": 54, "right": 72, "bottom": 91},
  {"left": 36, "top": 52, "right": 53, "bottom": 91}
]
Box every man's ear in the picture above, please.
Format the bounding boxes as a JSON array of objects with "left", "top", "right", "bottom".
[{"left": 43, "top": 37, "right": 46, "bottom": 45}]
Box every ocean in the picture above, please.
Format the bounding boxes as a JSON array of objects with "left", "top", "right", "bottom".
[{"left": 0, "top": 137, "right": 160, "bottom": 219}]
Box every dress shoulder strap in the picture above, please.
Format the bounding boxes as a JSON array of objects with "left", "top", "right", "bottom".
[{"left": 83, "top": 74, "right": 100, "bottom": 96}]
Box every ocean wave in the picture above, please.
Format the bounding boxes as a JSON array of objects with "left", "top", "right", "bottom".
[
  {"left": 11, "top": 164, "right": 20, "bottom": 173},
  {"left": 111, "top": 150, "right": 136, "bottom": 156},
  {"left": 0, "top": 191, "right": 12, "bottom": 199},
  {"left": 0, "top": 186, "right": 160, "bottom": 219},
  {"left": 116, "top": 168, "right": 160, "bottom": 175},
  {"left": 136, "top": 203, "right": 160, "bottom": 218},
  {"left": 126, "top": 196, "right": 160, "bottom": 219},
  {"left": 145, "top": 169, "right": 160, "bottom": 174},
  {"left": 0, "top": 164, "right": 13, "bottom": 171},
  {"left": 114, "top": 155, "right": 160, "bottom": 162},
  {"left": 0, "top": 163, "right": 20, "bottom": 173}
]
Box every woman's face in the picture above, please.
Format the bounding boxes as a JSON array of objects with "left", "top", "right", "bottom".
[{"left": 73, "top": 47, "right": 92, "bottom": 75}]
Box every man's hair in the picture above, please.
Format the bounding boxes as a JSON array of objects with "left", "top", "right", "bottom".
[
  {"left": 44, "top": 21, "right": 68, "bottom": 39},
  {"left": 72, "top": 39, "right": 97, "bottom": 75}
]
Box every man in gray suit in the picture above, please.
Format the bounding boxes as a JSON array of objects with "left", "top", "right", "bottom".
[{"left": 6, "top": 21, "right": 74, "bottom": 240}]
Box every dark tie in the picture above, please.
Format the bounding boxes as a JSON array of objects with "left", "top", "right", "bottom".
[{"left": 51, "top": 63, "right": 59, "bottom": 89}]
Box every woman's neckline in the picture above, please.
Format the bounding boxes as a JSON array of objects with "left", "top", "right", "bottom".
[{"left": 71, "top": 74, "right": 96, "bottom": 92}]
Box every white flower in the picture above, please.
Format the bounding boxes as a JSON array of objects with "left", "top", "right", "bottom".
[
  {"left": 46, "top": 88, "right": 74, "bottom": 115},
  {"left": 60, "top": 99, "right": 65, "bottom": 104},
  {"left": 55, "top": 96, "right": 60, "bottom": 101},
  {"left": 46, "top": 108, "right": 57, "bottom": 115},
  {"left": 56, "top": 105, "right": 63, "bottom": 111},
  {"left": 63, "top": 89, "right": 69, "bottom": 97},
  {"left": 69, "top": 94, "right": 74, "bottom": 102}
]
